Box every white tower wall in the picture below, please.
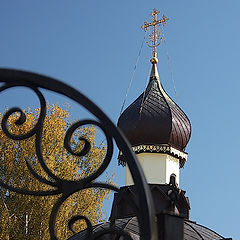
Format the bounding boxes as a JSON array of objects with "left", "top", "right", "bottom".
[{"left": 125, "top": 153, "right": 180, "bottom": 186}]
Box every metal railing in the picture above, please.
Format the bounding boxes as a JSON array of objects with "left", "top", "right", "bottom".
[{"left": 0, "top": 68, "right": 157, "bottom": 240}]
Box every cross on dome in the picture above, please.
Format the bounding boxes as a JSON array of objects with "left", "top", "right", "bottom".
[{"left": 141, "top": 8, "right": 168, "bottom": 60}]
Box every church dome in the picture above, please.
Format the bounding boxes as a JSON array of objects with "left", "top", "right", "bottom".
[
  {"left": 69, "top": 217, "right": 226, "bottom": 240},
  {"left": 117, "top": 61, "right": 191, "bottom": 152}
]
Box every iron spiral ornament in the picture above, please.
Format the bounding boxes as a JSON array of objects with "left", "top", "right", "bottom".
[{"left": 0, "top": 69, "right": 157, "bottom": 240}]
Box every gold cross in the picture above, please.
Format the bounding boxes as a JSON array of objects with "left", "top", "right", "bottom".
[{"left": 141, "top": 8, "right": 168, "bottom": 59}]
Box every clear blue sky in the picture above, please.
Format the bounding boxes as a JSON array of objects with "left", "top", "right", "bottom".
[{"left": 0, "top": 1, "right": 239, "bottom": 239}]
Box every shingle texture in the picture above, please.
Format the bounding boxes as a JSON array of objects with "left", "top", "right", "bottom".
[
  {"left": 69, "top": 217, "right": 227, "bottom": 240},
  {"left": 117, "top": 64, "right": 191, "bottom": 152}
]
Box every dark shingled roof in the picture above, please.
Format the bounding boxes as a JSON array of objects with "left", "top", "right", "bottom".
[
  {"left": 68, "top": 217, "right": 228, "bottom": 240},
  {"left": 117, "top": 63, "right": 191, "bottom": 152}
]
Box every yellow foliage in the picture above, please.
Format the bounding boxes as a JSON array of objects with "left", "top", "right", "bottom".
[{"left": 0, "top": 104, "right": 113, "bottom": 240}]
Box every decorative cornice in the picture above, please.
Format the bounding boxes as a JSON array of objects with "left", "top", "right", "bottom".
[{"left": 118, "top": 144, "right": 188, "bottom": 168}]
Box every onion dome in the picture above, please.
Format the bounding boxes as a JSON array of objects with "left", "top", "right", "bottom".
[{"left": 117, "top": 58, "right": 191, "bottom": 154}]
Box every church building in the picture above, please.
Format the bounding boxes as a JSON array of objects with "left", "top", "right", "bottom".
[{"left": 70, "top": 9, "right": 231, "bottom": 240}]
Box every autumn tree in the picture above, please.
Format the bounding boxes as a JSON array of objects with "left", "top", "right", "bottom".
[{"left": 0, "top": 104, "right": 113, "bottom": 240}]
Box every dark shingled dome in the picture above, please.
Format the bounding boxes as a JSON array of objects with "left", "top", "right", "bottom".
[
  {"left": 117, "top": 63, "right": 191, "bottom": 151},
  {"left": 69, "top": 217, "right": 227, "bottom": 240}
]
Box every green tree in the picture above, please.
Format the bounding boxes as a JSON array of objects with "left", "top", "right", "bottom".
[{"left": 0, "top": 104, "right": 113, "bottom": 240}]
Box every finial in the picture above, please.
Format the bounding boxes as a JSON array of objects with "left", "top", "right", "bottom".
[{"left": 141, "top": 8, "right": 168, "bottom": 63}]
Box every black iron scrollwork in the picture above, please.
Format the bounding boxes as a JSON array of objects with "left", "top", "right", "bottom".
[{"left": 0, "top": 69, "right": 157, "bottom": 240}]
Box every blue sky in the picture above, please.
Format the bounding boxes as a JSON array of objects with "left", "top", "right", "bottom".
[{"left": 0, "top": 1, "right": 239, "bottom": 239}]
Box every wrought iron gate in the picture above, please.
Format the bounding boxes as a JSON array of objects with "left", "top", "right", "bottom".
[{"left": 0, "top": 69, "right": 157, "bottom": 240}]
